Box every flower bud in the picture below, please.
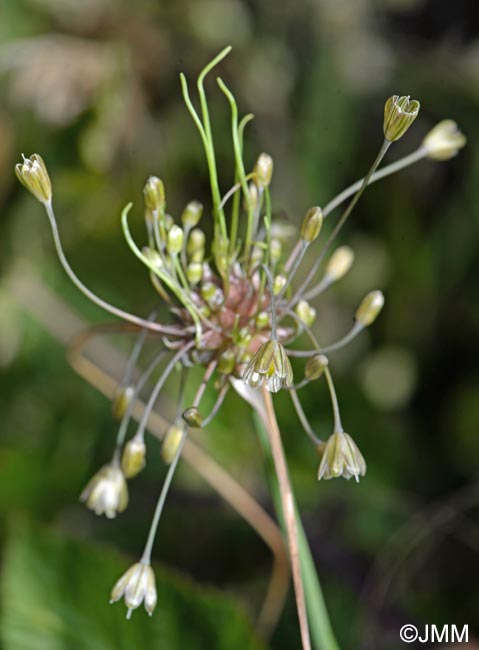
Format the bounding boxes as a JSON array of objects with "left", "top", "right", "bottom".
[
  {"left": 244, "top": 182, "right": 259, "bottom": 212},
  {"left": 212, "top": 236, "right": 228, "bottom": 276},
  {"left": 15, "top": 154, "right": 52, "bottom": 203},
  {"left": 300, "top": 206, "right": 323, "bottom": 243},
  {"left": 112, "top": 385, "right": 135, "bottom": 421},
  {"left": 295, "top": 300, "right": 316, "bottom": 327},
  {"left": 217, "top": 348, "right": 236, "bottom": 374},
  {"left": 325, "top": 246, "right": 354, "bottom": 281},
  {"left": 422, "top": 119, "right": 466, "bottom": 160},
  {"left": 270, "top": 239, "right": 283, "bottom": 263},
  {"left": 166, "top": 224, "right": 184, "bottom": 256},
  {"left": 110, "top": 561, "right": 157, "bottom": 618},
  {"left": 142, "top": 246, "right": 163, "bottom": 269},
  {"left": 143, "top": 176, "right": 165, "bottom": 212},
  {"left": 383, "top": 95, "right": 420, "bottom": 142},
  {"left": 121, "top": 436, "right": 146, "bottom": 478},
  {"left": 305, "top": 354, "right": 329, "bottom": 381},
  {"left": 255, "top": 311, "right": 270, "bottom": 329},
  {"left": 186, "top": 262, "right": 203, "bottom": 285},
  {"left": 273, "top": 274, "right": 287, "bottom": 295},
  {"left": 236, "top": 327, "right": 252, "bottom": 349},
  {"left": 254, "top": 153, "right": 273, "bottom": 189},
  {"left": 187, "top": 229, "right": 206, "bottom": 262},
  {"left": 161, "top": 423, "right": 185, "bottom": 464},
  {"left": 181, "top": 200, "right": 203, "bottom": 227},
  {"left": 201, "top": 281, "right": 224, "bottom": 309},
  {"left": 355, "top": 290, "right": 385, "bottom": 327},
  {"left": 182, "top": 406, "right": 203, "bottom": 428}
]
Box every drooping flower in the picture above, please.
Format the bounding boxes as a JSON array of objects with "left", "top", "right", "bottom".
[
  {"left": 80, "top": 462, "right": 128, "bottom": 518},
  {"left": 110, "top": 561, "right": 157, "bottom": 618},
  {"left": 318, "top": 431, "right": 366, "bottom": 482},
  {"left": 243, "top": 340, "right": 293, "bottom": 393}
]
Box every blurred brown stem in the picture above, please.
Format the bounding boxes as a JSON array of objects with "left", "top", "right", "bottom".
[{"left": 261, "top": 387, "right": 312, "bottom": 650}]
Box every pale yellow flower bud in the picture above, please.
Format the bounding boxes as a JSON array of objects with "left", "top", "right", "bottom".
[
  {"left": 254, "top": 152, "right": 273, "bottom": 188},
  {"left": 201, "top": 281, "right": 224, "bottom": 309},
  {"left": 255, "top": 311, "right": 270, "bottom": 329},
  {"left": 355, "top": 290, "right": 385, "bottom": 327},
  {"left": 15, "top": 154, "right": 52, "bottom": 203},
  {"left": 273, "top": 274, "right": 287, "bottom": 295},
  {"left": 121, "top": 436, "right": 146, "bottom": 478},
  {"left": 187, "top": 228, "right": 205, "bottom": 263},
  {"left": 422, "top": 120, "right": 466, "bottom": 160},
  {"left": 167, "top": 225, "right": 184, "bottom": 256},
  {"left": 300, "top": 206, "right": 323, "bottom": 243},
  {"left": 186, "top": 262, "right": 203, "bottom": 285},
  {"left": 305, "top": 354, "right": 329, "bottom": 381},
  {"left": 143, "top": 176, "right": 165, "bottom": 212},
  {"left": 325, "top": 246, "right": 355, "bottom": 281},
  {"left": 295, "top": 300, "right": 316, "bottom": 327},
  {"left": 244, "top": 182, "right": 259, "bottom": 212},
  {"left": 111, "top": 385, "right": 135, "bottom": 421},
  {"left": 181, "top": 200, "right": 203, "bottom": 227},
  {"left": 161, "top": 423, "right": 186, "bottom": 464},
  {"left": 217, "top": 348, "right": 236, "bottom": 374},
  {"left": 270, "top": 239, "right": 283, "bottom": 263},
  {"left": 383, "top": 95, "right": 420, "bottom": 142},
  {"left": 142, "top": 246, "right": 163, "bottom": 269}
]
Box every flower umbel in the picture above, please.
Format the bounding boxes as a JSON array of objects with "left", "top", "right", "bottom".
[
  {"left": 80, "top": 462, "right": 128, "bottom": 518},
  {"left": 15, "top": 46, "right": 465, "bottom": 647},
  {"left": 110, "top": 561, "right": 157, "bottom": 619},
  {"left": 318, "top": 431, "right": 366, "bottom": 482}
]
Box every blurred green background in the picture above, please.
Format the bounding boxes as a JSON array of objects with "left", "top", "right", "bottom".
[{"left": 0, "top": 0, "right": 477, "bottom": 649}]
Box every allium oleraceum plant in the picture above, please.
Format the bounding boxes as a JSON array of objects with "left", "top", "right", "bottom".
[{"left": 16, "top": 47, "right": 465, "bottom": 649}]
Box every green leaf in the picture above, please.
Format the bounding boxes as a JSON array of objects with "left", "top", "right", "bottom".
[{"left": 1, "top": 521, "right": 264, "bottom": 650}]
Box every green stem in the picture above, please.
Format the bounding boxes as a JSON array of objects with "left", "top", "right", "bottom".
[
  {"left": 196, "top": 47, "right": 231, "bottom": 245},
  {"left": 291, "top": 140, "right": 391, "bottom": 309},
  {"left": 121, "top": 204, "right": 203, "bottom": 346},
  {"left": 322, "top": 146, "right": 427, "bottom": 218},
  {"left": 228, "top": 114, "right": 254, "bottom": 258},
  {"left": 217, "top": 78, "right": 256, "bottom": 263},
  {"left": 141, "top": 427, "right": 188, "bottom": 564},
  {"left": 324, "top": 368, "right": 342, "bottom": 433},
  {"left": 260, "top": 388, "right": 311, "bottom": 650},
  {"left": 43, "top": 201, "right": 180, "bottom": 337}
]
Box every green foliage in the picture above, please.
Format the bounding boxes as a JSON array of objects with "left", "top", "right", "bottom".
[{"left": 1, "top": 522, "right": 264, "bottom": 650}]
